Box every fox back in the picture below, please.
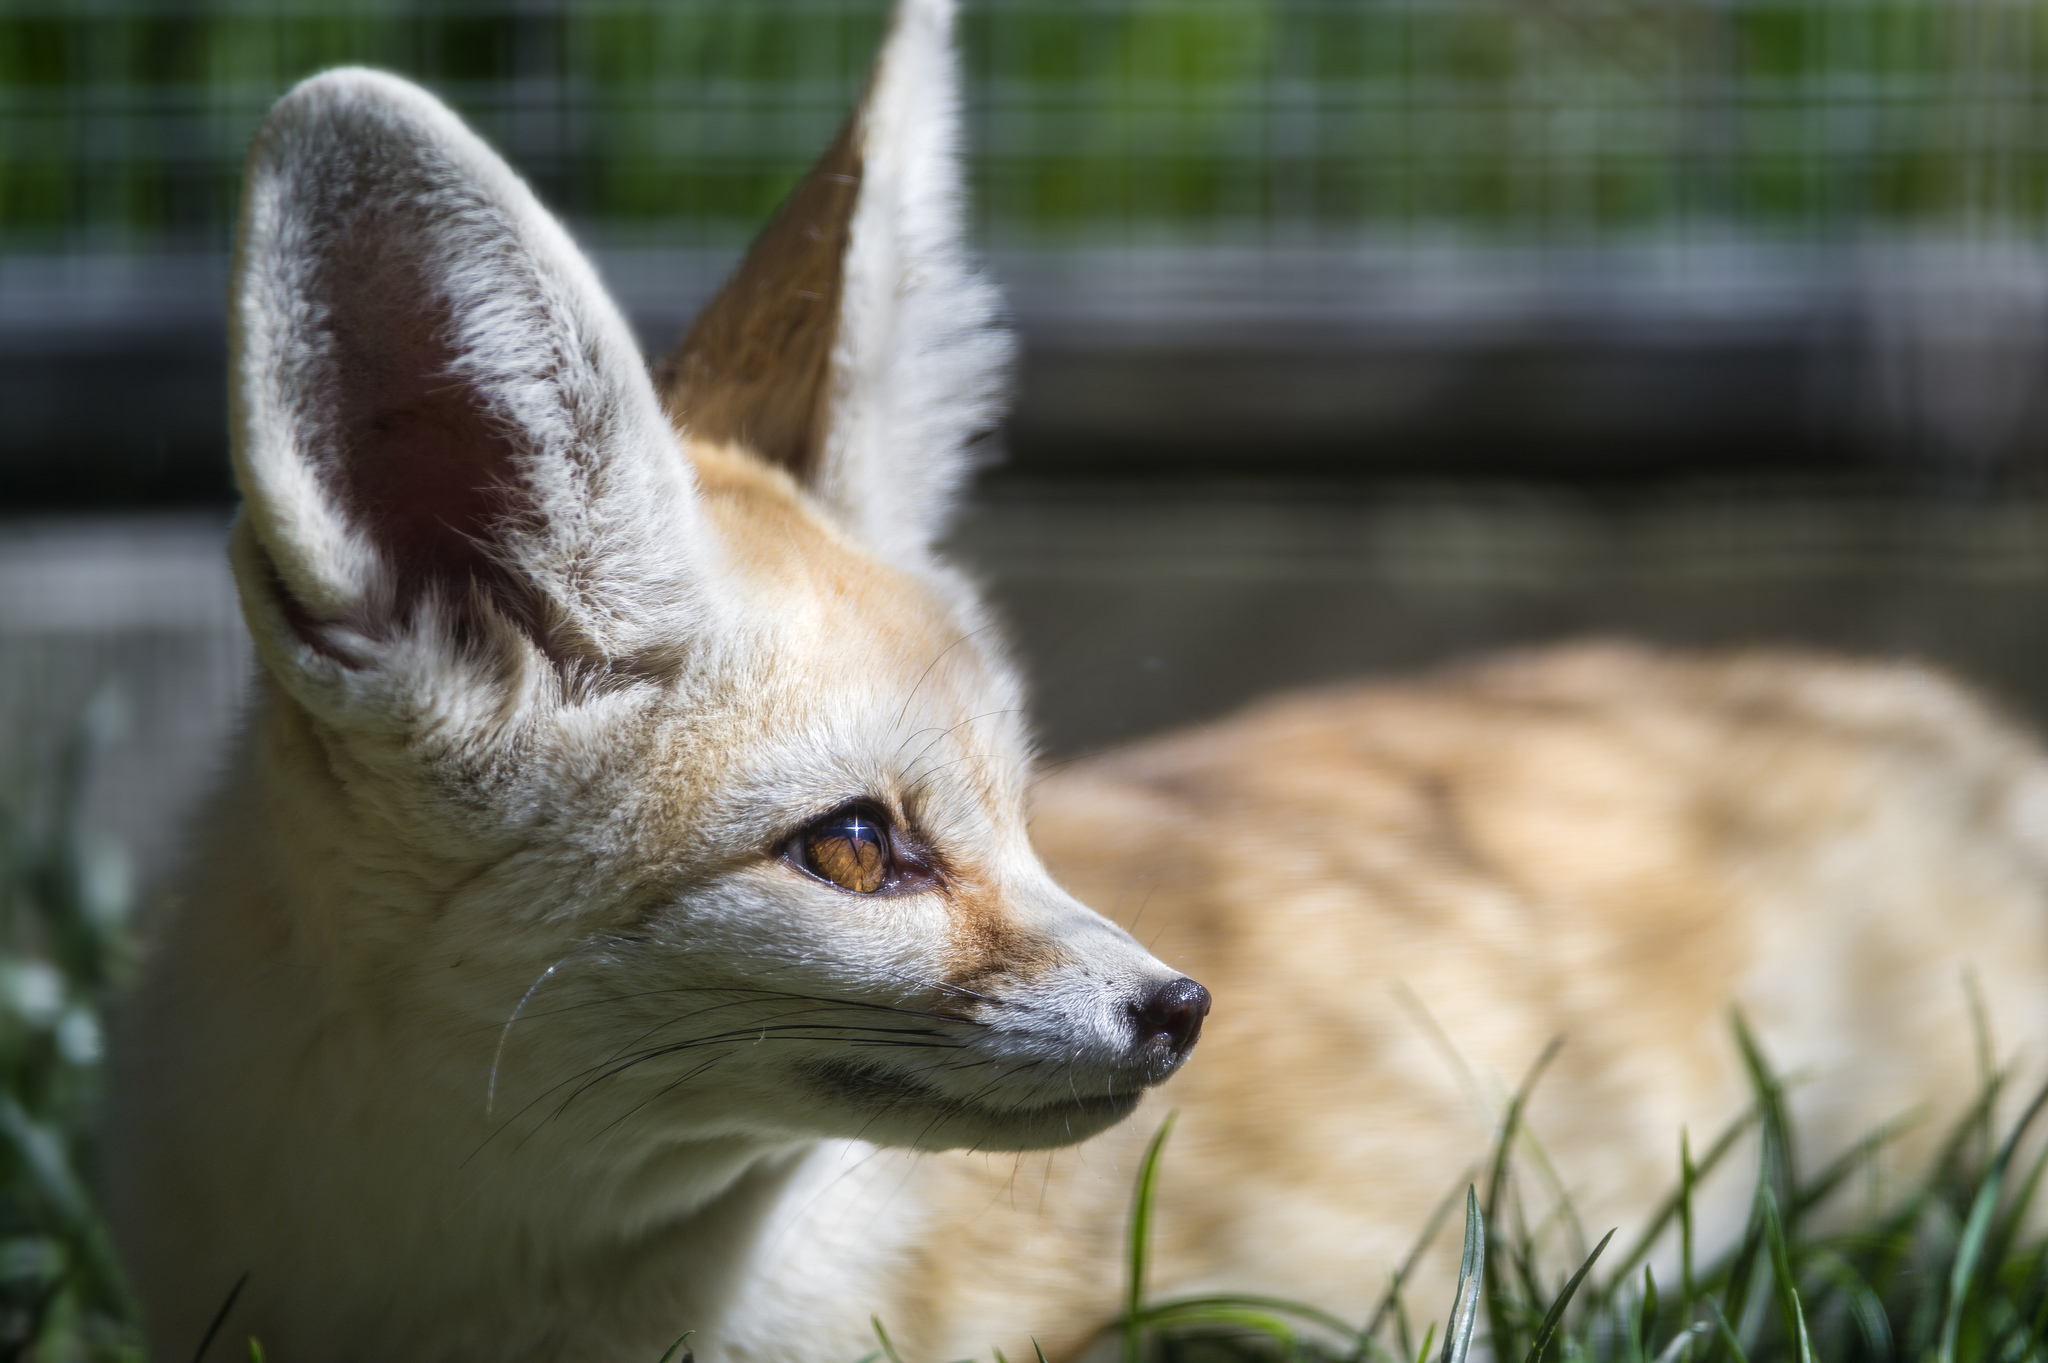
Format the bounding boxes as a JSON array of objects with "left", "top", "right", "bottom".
[{"left": 107, "top": 3, "right": 2048, "bottom": 1360}]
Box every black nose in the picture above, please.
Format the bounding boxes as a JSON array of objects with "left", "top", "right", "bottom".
[{"left": 1131, "top": 977, "right": 1211, "bottom": 1059}]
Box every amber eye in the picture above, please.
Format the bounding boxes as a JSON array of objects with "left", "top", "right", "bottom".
[{"left": 798, "top": 808, "right": 892, "bottom": 894}]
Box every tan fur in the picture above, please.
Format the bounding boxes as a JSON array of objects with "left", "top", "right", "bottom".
[
  {"left": 105, "top": 10, "right": 2048, "bottom": 1361},
  {"left": 891, "top": 644, "right": 2048, "bottom": 1359},
  {"left": 657, "top": 125, "right": 860, "bottom": 479}
]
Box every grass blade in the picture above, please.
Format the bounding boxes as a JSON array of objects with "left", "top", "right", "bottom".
[
  {"left": 189, "top": 1271, "right": 251, "bottom": 1363},
  {"left": 1731, "top": 1014, "right": 1797, "bottom": 1227},
  {"left": 1652, "top": 1324, "right": 1709, "bottom": 1363},
  {"left": 871, "top": 1316, "right": 906, "bottom": 1363},
  {"left": 1705, "top": 1038, "right": 1790, "bottom": 1363},
  {"left": 1520, "top": 1227, "right": 1613, "bottom": 1363},
  {"left": 1704, "top": 1301, "right": 1751, "bottom": 1363},
  {"left": 1982, "top": 1134, "right": 2048, "bottom": 1280},
  {"left": 1440, "top": 1188, "right": 1485, "bottom": 1363},
  {"left": 1679, "top": 1129, "right": 1697, "bottom": 1318},
  {"left": 1139, "top": 1301, "right": 1301, "bottom": 1356},
  {"left": 655, "top": 1333, "right": 693, "bottom": 1363},
  {"left": 1940, "top": 1166, "right": 2003, "bottom": 1363},
  {"left": 1759, "top": 1190, "right": 1813, "bottom": 1363},
  {"left": 1362, "top": 1173, "right": 1474, "bottom": 1351},
  {"left": 1485, "top": 1038, "right": 1562, "bottom": 1362},
  {"left": 1808, "top": 1249, "right": 1892, "bottom": 1359},
  {"left": 1938, "top": 1072, "right": 2048, "bottom": 1363},
  {"left": 1931, "top": 1073, "right": 2010, "bottom": 1198},
  {"left": 1791, "top": 1109, "right": 1922, "bottom": 1221},
  {"left": 1639, "top": 1266, "right": 1659, "bottom": 1362},
  {"left": 1124, "top": 1110, "right": 1178, "bottom": 1363},
  {"left": 1597, "top": 1110, "right": 1758, "bottom": 1316},
  {"left": 1144, "top": 1292, "right": 1361, "bottom": 1342}
]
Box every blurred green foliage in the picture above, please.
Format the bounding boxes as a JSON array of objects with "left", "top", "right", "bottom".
[
  {"left": 1, "top": 0, "right": 2046, "bottom": 254},
  {"left": 0, "top": 686, "right": 138, "bottom": 1362}
]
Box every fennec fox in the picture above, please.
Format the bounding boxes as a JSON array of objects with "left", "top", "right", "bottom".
[{"left": 107, "top": 1, "right": 2048, "bottom": 1359}]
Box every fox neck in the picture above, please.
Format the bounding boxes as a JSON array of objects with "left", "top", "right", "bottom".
[{"left": 123, "top": 684, "right": 912, "bottom": 1358}]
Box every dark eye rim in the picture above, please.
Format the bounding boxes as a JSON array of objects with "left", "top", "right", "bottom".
[{"left": 780, "top": 800, "right": 944, "bottom": 896}]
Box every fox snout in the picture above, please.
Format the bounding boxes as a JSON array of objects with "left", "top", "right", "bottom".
[
  {"left": 794, "top": 898, "right": 1210, "bottom": 1152},
  {"left": 1131, "top": 976, "right": 1211, "bottom": 1066}
]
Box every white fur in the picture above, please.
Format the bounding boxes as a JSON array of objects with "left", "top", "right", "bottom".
[
  {"left": 108, "top": 34, "right": 1185, "bottom": 1363},
  {"left": 231, "top": 66, "right": 719, "bottom": 695},
  {"left": 107, "top": 12, "right": 2048, "bottom": 1363},
  {"left": 815, "top": 0, "right": 1014, "bottom": 565}
]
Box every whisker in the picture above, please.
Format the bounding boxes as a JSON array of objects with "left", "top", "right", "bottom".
[
  {"left": 554, "top": 1018, "right": 969, "bottom": 1106},
  {"left": 502, "top": 981, "right": 994, "bottom": 1032},
  {"left": 593, "top": 998, "right": 911, "bottom": 1070},
  {"left": 889, "top": 624, "right": 1000, "bottom": 739},
  {"left": 551, "top": 1029, "right": 969, "bottom": 1120},
  {"left": 469, "top": 930, "right": 1092, "bottom": 1158},
  {"left": 487, "top": 945, "right": 597, "bottom": 1118},
  {"left": 470, "top": 1007, "right": 974, "bottom": 1162},
  {"left": 899, "top": 707, "right": 1027, "bottom": 782},
  {"left": 591, "top": 1054, "right": 733, "bottom": 1143}
]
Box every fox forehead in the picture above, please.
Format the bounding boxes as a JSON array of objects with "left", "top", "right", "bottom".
[
  {"left": 602, "top": 441, "right": 1031, "bottom": 855},
  {"left": 689, "top": 441, "right": 965, "bottom": 658}
]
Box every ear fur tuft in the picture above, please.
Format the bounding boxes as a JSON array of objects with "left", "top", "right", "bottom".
[{"left": 659, "top": 0, "right": 1014, "bottom": 564}]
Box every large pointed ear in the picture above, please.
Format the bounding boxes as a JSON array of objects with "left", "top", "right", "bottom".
[
  {"left": 655, "top": 0, "right": 1013, "bottom": 564},
  {"left": 230, "top": 68, "right": 711, "bottom": 698}
]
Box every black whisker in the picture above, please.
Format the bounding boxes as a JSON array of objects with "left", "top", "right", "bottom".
[{"left": 888, "top": 624, "right": 1001, "bottom": 740}]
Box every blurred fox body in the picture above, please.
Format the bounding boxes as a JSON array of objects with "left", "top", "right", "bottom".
[
  {"left": 1017, "top": 644, "right": 2048, "bottom": 1343},
  {"left": 104, "top": 1, "right": 2048, "bottom": 1359}
]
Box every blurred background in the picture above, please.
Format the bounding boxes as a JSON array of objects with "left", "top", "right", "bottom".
[
  {"left": 10, "top": 0, "right": 2048, "bottom": 889},
  {"left": 3, "top": 3, "right": 2048, "bottom": 1349},
  {"left": 2, "top": 5, "right": 2048, "bottom": 1349}
]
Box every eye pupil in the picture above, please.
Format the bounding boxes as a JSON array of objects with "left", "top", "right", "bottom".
[{"left": 803, "top": 814, "right": 890, "bottom": 894}]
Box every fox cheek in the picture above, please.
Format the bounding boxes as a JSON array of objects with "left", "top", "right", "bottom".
[{"left": 940, "top": 885, "right": 1067, "bottom": 994}]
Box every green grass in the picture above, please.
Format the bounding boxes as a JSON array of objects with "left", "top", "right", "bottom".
[
  {"left": 1083, "top": 1025, "right": 2048, "bottom": 1363},
  {"left": 9, "top": 693, "right": 2048, "bottom": 1362},
  {"left": 0, "top": 687, "right": 139, "bottom": 1361}
]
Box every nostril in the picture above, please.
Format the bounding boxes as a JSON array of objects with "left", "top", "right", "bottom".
[{"left": 1132, "top": 977, "right": 1212, "bottom": 1058}]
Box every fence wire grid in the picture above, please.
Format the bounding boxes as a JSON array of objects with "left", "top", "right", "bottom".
[{"left": 2, "top": 0, "right": 2047, "bottom": 255}]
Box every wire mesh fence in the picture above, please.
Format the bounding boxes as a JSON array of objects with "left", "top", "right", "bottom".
[
  {"left": 3, "top": 0, "right": 2048, "bottom": 255},
  {"left": 14, "top": 0, "right": 2048, "bottom": 897}
]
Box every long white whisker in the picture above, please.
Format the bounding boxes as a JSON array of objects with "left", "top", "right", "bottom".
[{"left": 487, "top": 945, "right": 594, "bottom": 1118}]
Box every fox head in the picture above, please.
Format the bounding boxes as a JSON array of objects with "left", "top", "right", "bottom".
[{"left": 218, "top": 0, "right": 1205, "bottom": 1170}]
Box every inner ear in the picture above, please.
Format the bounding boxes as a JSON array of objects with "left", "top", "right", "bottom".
[
  {"left": 343, "top": 387, "right": 512, "bottom": 590},
  {"left": 331, "top": 305, "right": 520, "bottom": 591},
  {"left": 303, "top": 220, "right": 538, "bottom": 637}
]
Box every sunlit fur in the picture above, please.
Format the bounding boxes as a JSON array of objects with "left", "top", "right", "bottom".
[
  {"left": 113, "top": 437, "right": 1183, "bottom": 1360},
  {"left": 105, "top": 3, "right": 2048, "bottom": 1361},
  {"left": 104, "top": 14, "right": 1180, "bottom": 1357},
  {"left": 987, "top": 645, "right": 2048, "bottom": 1358}
]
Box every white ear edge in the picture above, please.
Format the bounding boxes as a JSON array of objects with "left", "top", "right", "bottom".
[
  {"left": 231, "top": 68, "right": 713, "bottom": 670},
  {"left": 818, "top": 0, "right": 1015, "bottom": 564}
]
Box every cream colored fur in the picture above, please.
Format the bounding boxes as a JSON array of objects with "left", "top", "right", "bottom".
[
  {"left": 817, "top": 0, "right": 1011, "bottom": 566},
  {"left": 107, "top": 3, "right": 2048, "bottom": 1361}
]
